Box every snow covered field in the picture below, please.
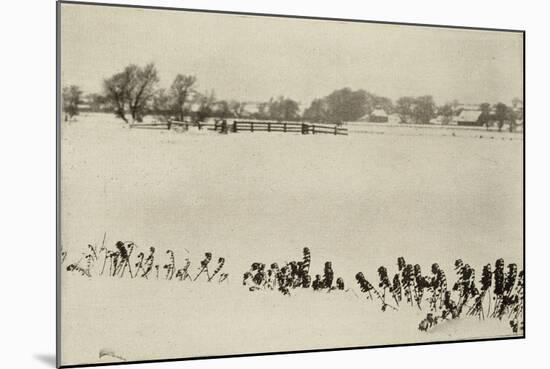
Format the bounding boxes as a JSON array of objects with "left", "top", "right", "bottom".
[{"left": 60, "top": 113, "right": 523, "bottom": 366}]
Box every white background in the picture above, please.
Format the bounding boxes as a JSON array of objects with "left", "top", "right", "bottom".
[{"left": 0, "top": 0, "right": 547, "bottom": 368}]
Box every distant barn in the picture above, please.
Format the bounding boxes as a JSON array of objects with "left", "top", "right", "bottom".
[
  {"left": 368, "top": 108, "right": 389, "bottom": 123},
  {"left": 456, "top": 110, "right": 483, "bottom": 127}
]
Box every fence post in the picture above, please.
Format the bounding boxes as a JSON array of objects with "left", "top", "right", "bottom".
[
  {"left": 167, "top": 120, "right": 172, "bottom": 130},
  {"left": 268, "top": 122, "right": 271, "bottom": 132},
  {"left": 284, "top": 123, "right": 287, "bottom": 132},
  {"left": 251, "top": 122, "right": 254, "bottom": 132},
  {"left": 334, "top": 126, "right": 337, "bottom": 135},
  {"left": 312, "top": 125, "right": 316, "bottom": 135},
  {"left": 232, "top": 121, "right": 238, "bottom": 133}
]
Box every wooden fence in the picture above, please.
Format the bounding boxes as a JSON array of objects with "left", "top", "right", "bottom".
[
  {"left": 130, "top": 120, "right": 348, "bottom": 136},
  {"left": 129, "top": 121, "right": 216, "bottom": 130}
]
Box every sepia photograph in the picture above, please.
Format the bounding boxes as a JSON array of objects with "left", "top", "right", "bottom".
[{"left": 57, "top": 1, "right": 524, "bottom": 367}]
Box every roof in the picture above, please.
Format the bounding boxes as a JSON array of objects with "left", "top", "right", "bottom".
[
  {"left": 371, "top": 108, "right": 388, "bottom": 117},
  {"left": 454, "top": 104, "right": 480, "bottom": 112},
  {"left": 457, "top": 110, "right": 482, "bottom": 122}
]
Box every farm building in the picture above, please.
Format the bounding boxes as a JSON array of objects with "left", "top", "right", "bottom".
[
  {"left": 452, "top": 103, "right": 480, "bottom": 115},
  {"left": 369, "top": 108, "right": 389, "bottom": 123},
  {"left": 360, "top": 108, "right": 389, "bottom": 123},
  {"left": 456, "top": 109, "right": 483, "bottom": 127}
]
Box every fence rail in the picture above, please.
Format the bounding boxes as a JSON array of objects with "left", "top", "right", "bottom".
[
  {"left": 130, "top": 119, "right": 348, "bottom": 136},
  {"left": 226, "top": 120, "right": 348, "bottom": 135}
]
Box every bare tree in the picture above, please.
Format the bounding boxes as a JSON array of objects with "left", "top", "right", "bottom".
[
  {"left": 194, "top": 91, "right": 216, "bottom": 122},
  {"left": 152, "top": 88, "right": 173, "bottom": 121},
  {"left": 170, "top": 74, "right": 196, "bottom": 121},
  {"left": 62, "top": 85, "right": 83, "bottom": 122},
  {"left": 267, "top": 96, "right": 301, "bottom": 122},
  {"left": 411, "top": 95, "right": 436, "bottom": 124},
  {"left": 494, "top": 103, "right": 508, "bottom": 132},
  {"left": 396, "top": 96, "right": 416, "bottom": 123},
  {"left": 103, "top": 70, "right": 130, "bottom": 122},
  {"left": 304, "top": 89, "right": 393, "bottom": 124},
  {"left": 396, "top": 96, "right": 435, "bottom": 124},
  {"left": 251, "top": 102, "right": 270, "bottom": 120},
  {"left": 229, "top": 100, "right": 246, "bottom": 118},
  {"left": 324, "top": 88, "right": 368, "bottom": 124},
  {"left": 479, "top": 102, "right": 492, "bottom": 130},
  {"left": 103, "top": 63, "right": 159, "bottom": 123},
  {"left": 213, "top": 100, "right": 233, "bottom": 119},
  {"left": 437, "top": 103, "right": 454, "bottom": 125},
  {"left": 129, "top": 63, "right": 159, "bottom": 122},
  {"left": 85, "top": 93, "right": 109, "bottom": 112},
  {"left": 303, "top": 98, "right": 329, "bottom": 123}
]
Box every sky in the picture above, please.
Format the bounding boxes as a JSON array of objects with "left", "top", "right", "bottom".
[{"left": 60, "top": 3, "right": 523, "bottom": 107}]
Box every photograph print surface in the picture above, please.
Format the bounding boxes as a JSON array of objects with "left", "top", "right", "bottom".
[{"left": 58, "top": 2, "right": 524, "bottom": 366}]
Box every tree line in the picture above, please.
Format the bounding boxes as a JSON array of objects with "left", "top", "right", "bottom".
[{"left": 62, "top": 62, "right": 523, "bottom": 128}]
